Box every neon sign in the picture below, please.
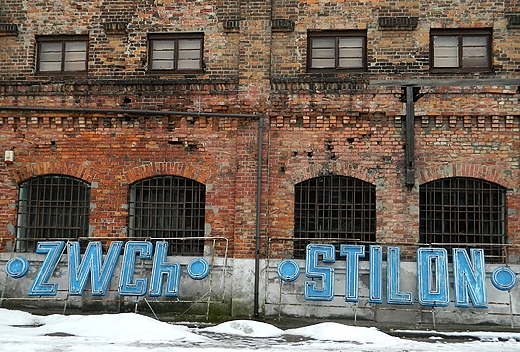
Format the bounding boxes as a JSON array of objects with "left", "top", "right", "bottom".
[
  {"left": 4, "top": 242, "right": 518, "bottom": 307},
  {"left": 5, "top": 241, "right": 210, "bottom": 297},
  {"left": 276, "top": 244, "right": 518, "bottom": 308}
]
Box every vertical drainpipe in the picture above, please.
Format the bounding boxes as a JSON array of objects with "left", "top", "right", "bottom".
[
  {"left": 404, "top": 86, "right": 418, "bottom": 186},
  {"left": 254, "top": 116, "right": 263, "bottom": 317}
]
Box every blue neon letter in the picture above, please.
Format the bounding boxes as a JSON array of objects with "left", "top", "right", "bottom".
[
  {"left": 369, "top": 245, "right": 383, "bottom": 303},
  {"left": 387, "top": 246, "right": 413, "bottom": 305},
  {"left": 417, "top": 248, "right": 449, "bottom": 306},
  {"left": 452, "top": 248, "right": 488, "bottom": 308},
  {"left": 149, "top": 241, "right": 181, "bottom": 297},
  {"left": 118, "top": 241, "right": 153, "bottom": 296},
  {"left": 340, "top": 244, "right": 364, "bottom": 302},
  {"left": 29, "top": 241, "right": 66, "bottom": 296},
  {"left": 304, "top": 244, "right": 335, "bottom": 301},
  {"left": 68, "top": 241, "right": 123, "bottom": 296}
]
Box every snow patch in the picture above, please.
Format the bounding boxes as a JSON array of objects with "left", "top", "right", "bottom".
[{"left": 202, "top": 319, "right": 284, "bottom": 337}]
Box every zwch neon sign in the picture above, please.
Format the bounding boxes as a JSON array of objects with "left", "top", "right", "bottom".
[
  {"left": 4, "top": 241, "right": 518, "bottom": 308},
  {"left": 5, "top": 241, "right": 210, "bottom": 297}
]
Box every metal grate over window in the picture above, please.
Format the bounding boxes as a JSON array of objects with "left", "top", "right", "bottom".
[
  {"left": 294, "top": 175, "right": 376, "bottom": 259},
  {"left": 16, "top": 175, "right": 91, "bottom": 252},
  {"left": 129, "top": 176, "right": 206, "bottom": 256},
  {"left": 420, "top": 177, "right": 506, "bottom": 263}
]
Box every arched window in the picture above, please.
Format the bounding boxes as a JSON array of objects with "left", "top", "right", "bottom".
[
  {"left": 294, "top": 175, "right": 376, "bottom": 258},
  {"left": 420, "top": 177, "right": 506, "bottom": 263},
  {"left": 129, "top": 176, "right": 206, "bottom": 256},
  {"left": 17, "top": 175, "right": 91, "bottom": 252}
]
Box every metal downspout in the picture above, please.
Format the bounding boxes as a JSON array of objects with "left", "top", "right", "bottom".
[
  {"left": 254, "top": 116, "right": 263, "bottom": 317},
  {"left": 403, "top": 86, "right": 420, "bottom": 186},
  {"left": 0, "top": 106, "right": 261, "bottom": 119}
]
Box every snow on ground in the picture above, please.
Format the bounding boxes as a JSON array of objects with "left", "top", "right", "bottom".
[
  {"left": 201, "top": 319, "right": 284, "bottom": 337},
  {"left": 1, "top": 308, "right": 520, "bottom": 351},
  {"left": 285, "top": 322, "right": 397, "bottom": 343}
]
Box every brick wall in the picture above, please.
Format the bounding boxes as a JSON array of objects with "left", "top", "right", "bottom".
[{"left": 0, "top": 1, "right": 519, "bottom": 261}]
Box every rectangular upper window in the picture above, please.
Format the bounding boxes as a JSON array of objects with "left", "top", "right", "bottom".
[
  {"left": 148, "top": 33, "right": 204, "bottom": 72},
  {"left": 430, "top": 29, "right": 492, "bottom": 72},
  {"left": 37, "top": 35, "right": 88, "bottom": 73},
  {"left": 307, "top": 30, "right": 367, "bottom": 72}
]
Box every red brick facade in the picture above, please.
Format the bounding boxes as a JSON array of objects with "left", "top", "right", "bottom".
[{"left": 0, "top": 1, "right": 519, "bottom": 261}]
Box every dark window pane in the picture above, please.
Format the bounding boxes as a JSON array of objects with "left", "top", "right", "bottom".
[
  {"left": 431, "top": 30, "right": 490, "bottom": 70},
  {"left": 38, "top": 38, "right": 87, "bottom": 72},
  {"left": 129, "top": 176, "right": 206, "bottom": 256},
  {"left": 149, "top": 34, "right": 203, "bottom": 71},
  {"left": 294, "top": 176, "right": 376, "bottom": 259},
  {"left": 308, "top": 31, "right": 366, "bottom": 70},
  {"left": 419, "top": 177, "right": 506, "bottom": 263},
  {"left": 462, "top": 36, "right": 488, "bottom": 67},
  {"left": 17, "top": 175, "right": 91, "bottom": 252}
]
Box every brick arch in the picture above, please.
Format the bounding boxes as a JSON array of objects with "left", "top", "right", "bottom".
[
  {"left": 289, "top": 161, "right": 378, "bottom": 188},
  {"left": 417, "top": 163, "right": 511, "bottom": 188},
  {"left": 123, "top": 162, "right": 209, "bottom": 185},
  {"left": 14, "top": 161, "right": 95, "bottom": 184}
]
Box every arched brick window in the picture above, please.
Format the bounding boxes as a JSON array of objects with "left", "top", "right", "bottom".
[
  {"left": 294, "top": 175, "right": 376, "bottom": 258},
  {"left": 420, "top": 177, "right": 507, "bottom": 263},
  {"left": 16, "top": 175, "right": 91, "bottom": 252},
  {"left": 129, "top": 176, "right": 206, "bottom": 256}
]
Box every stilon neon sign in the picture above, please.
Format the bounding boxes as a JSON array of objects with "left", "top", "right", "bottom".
[{"left": 277, "top": 244, "right": 517, "bottom": 308}]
